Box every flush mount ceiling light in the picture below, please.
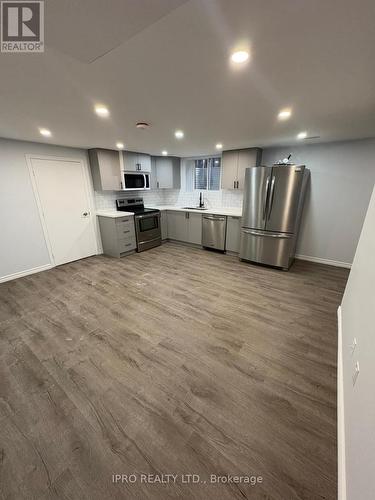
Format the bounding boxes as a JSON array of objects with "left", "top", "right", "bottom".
[
  {"left": 136, "top": 122, "right": 150, "bottom": 129},
  {"left": 175, "top": 130, "right": 184, "bottom": 139},
  {"left": 39, "top": 128, "right": 51, "bottom": 137},
  {"left": 162, "top": 150, "right": 168, "bottom": 156},
  {"left": 297, "top": 131, "right": 307, "bottom": 140},
  {"left": 94, "top": 105, "right": 110, "bottom": 118},
  {"left": 230, "top": 50, "right": 249, "bottom": 64},
  {"left": 215, "top": 143, "right": 223, "bottom": 150},
  {"left": 116, "top": 142, "right": 124, "bottom": 149},
  {"left": 278, "top": 108, "right": 292, "bottom": 121}
]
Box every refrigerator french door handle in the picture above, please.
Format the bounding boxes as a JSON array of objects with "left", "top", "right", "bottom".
[
  {"left": 263, "top": 176, "right": 271, "bottom": 220},
  {"left": 242, "top": 229, "right": 292, "bottom": 239},
  {"left": 267, "top": 176, "right": 276, "bottom": 220}
]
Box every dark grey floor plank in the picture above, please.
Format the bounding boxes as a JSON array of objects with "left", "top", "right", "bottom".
[{"left": 0, "top": 243, "right": 348, "bottom": 499}]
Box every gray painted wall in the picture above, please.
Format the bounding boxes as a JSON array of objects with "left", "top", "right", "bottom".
[
  {"left": 340, "top": 184, "right": 375, "bottom": 499},
  {"left": 0, "top": 137, "right": 92, "bottom": 280},
  {"left": 1, "top": 136, "right": 375, "bottom": 281},
  {"left": 262, "top": 138, "right": 375, "bottom": 265}
]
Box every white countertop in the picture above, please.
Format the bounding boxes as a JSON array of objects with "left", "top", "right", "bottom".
[
  {"left": 145, "top": 205, "right": 242, "bottom": 217},
  {"left": 96, "top": 210, "right": 134, "bottom": 218}
]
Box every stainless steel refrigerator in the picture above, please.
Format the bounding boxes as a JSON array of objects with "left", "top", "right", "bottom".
[{"left": 239, "top": 164, "right": 309, "bottom": 270}]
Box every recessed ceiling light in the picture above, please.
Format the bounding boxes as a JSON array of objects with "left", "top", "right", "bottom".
[
  {"left": 278, "top": 108, "right": 292, "bottom": 121},
  {"left": 216, "top": 143, "right": 223, "bottom": 150},
  {"left": 297, "top": 131, "right": 307, "bottom": 140},
  {"left": 230, "top": 51, "right": 249, "bottom": 64},
  {"left": 175, "top": 130, "right": 184, "bottom": 139},
  {"left": 94, "top": 105, "right": 109, "bottom": 117},
  {"left": 116, "top": 142, "right": 124, "bottom": 149},
  {"left": 162, "top": 150, "right": 168, "bottom": 156},
  {"left": 39, "top": 128, "right": 51, "bottom": 137}
]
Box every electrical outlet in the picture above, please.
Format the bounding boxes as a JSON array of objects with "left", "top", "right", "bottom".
[
  {"left": 352, "top": 361, "right": 360, "bottom": 386},
  {"left": 350, "top": 338, "right": 357, "bottom": 354}
]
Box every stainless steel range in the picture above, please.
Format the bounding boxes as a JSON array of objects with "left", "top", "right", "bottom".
[{"left": 116, "top": 198, "right": 161, "bottom": 252}]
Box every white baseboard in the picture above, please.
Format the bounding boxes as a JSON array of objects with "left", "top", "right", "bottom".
[
  {"left": 337, "top": 306, "right": 347, "bottom": 500},
  {"left": 0, "top": 263, "right": 53, "bottom": 284},
  {"left": 296, "top": 254, "right": 352, "bottom": 269}
]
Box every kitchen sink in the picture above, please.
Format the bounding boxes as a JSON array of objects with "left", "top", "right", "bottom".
[{"left": 182, "top": 206, "right": 208, "bottom": 210}]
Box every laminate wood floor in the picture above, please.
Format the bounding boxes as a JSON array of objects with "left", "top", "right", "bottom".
[{"left": 0, "top": 242, "right": 349, "bottom": 500}]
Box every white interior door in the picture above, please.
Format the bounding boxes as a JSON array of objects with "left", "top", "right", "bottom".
[{"left": 30, "top": 157, "right": 97, "bottom": 266}]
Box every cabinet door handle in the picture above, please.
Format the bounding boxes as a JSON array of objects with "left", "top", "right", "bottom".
[
  {"left": 233, "top": 180, "right": 235, "bottom": 189},
  {"left": 124, "top": 243, "right": 132, "bottom": 247},
  {"left": 123, "top": 230, "right": 130, "bottom": 234},
  {"left": 236, "top": 181, "right": 239, "bottom": 189},
  {"left": 157, "top": 181, "right": 159, "bottom": 188},
  {"left": 120, "top": 181, "right": 123, "bottom": 189}
]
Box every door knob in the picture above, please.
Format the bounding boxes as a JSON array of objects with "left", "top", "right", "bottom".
[{"left": 82, "top": 211, "right": 89, "bottom": 217}]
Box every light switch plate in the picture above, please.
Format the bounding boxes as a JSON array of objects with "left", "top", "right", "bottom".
[{"left": 352, "top": 361, "right": 360, "bottom": 386}]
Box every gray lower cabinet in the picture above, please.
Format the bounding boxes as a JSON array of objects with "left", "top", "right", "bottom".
[
  {"left": 98, "top": 216, "right": 136, "bottom": 257},
  {"left": 167, "top": 211, "right": 187, "bottom": 241},
  {"left": 160, "top": 210, "right": 168, "bottom": 240},
  {"left": 167, "top": 211, "right": 202, "bottom": 245},
  {"left": 187, "top": 212, "right": 202, "bottom": 245},
  {"left": 152, "top": 156, "right": 181, "bottom": 189},
  {"left": 225, "top": 216, "right": 241, "bottom": 253},
  {"left": 89, "top": 149, "right": 122, "bottom": 191}
]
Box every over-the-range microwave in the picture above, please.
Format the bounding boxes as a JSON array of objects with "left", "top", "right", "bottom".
[{"left": 121, "top": 171, "right": 150, "bottom": 190}]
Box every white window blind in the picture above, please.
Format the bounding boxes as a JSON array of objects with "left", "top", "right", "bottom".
[{"left": 193, "top": 157, "right": 221, "bottom": 191}]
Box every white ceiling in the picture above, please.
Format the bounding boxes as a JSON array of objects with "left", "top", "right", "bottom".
[{"left": 0, "top": 0, "right": 374, "bottom": 156}]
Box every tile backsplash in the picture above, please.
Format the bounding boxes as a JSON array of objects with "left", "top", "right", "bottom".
[
  {"left": 94, "top": 189, "right": 243, "bottom": 210},
  {"left": 163, "top": 189, "right": 243, "bottom": 209},
  {"left": 94, "top": 190, "right": 165, "bottom": 210}
]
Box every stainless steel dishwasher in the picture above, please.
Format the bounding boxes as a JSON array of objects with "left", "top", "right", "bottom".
[{"left": 202, "top": 214, "right": 227, "bottom": 251}]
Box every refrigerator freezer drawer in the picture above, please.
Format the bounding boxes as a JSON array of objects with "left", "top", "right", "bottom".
[{"left": 239, "top": 229, "right": 294, "bottom": 269}]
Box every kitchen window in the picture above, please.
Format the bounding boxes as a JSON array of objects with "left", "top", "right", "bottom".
[{"left": 187, "top": 157, "right": 221, "bottom": 191}]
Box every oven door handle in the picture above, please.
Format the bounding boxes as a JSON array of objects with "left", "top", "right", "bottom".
[{"left": 135, "top": 213, "right": 161, "bottom": 219}]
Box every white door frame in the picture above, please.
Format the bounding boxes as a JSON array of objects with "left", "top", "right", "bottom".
[{"left": 26, "top": 153, "right": 99, "bottom": 266}]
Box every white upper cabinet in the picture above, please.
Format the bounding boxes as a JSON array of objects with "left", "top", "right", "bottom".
[
  {"left": 221, "top": 148, "right": 262, "bottom": 190},
  {"left": 123, "top": 151, "right": 151, "bottom": 172},
  {"left": 89, "top": 149, "right": 122, "bottom": 191},
  {"left": 221, "top": 150, "right": 238, "bottom": 190},
  {"left": 137, "top": 153, "right": 151, "bottom": 172},
  {"left": 152, "top": 156, "right": 181, "bottom": 189},
  {"left": 122, "top": 151, "right": 137, "bottom": 171}
]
